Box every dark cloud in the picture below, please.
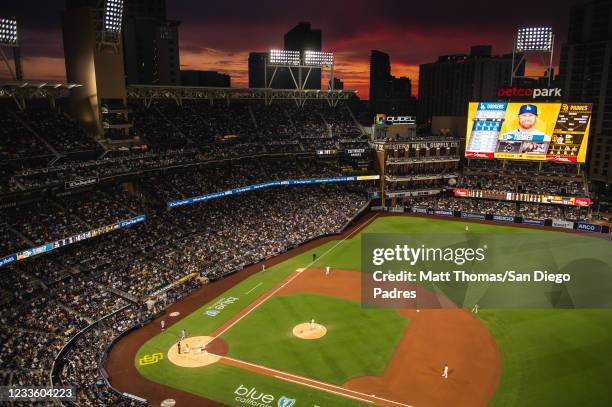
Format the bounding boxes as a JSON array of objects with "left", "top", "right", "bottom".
[{"left": 4, "top": 0, "right": 568, "bottom": 96}]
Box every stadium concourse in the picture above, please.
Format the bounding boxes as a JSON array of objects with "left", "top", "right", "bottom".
[{"left": 0, "top": 96, "right": 600, "bottom": 406}]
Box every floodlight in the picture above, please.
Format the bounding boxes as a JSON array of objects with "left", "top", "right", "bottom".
[
  {"left": 304, "top": 51, "right": 334, "bottom": 66},
  {"left": 0, "top": 18, "right": 18, "bottom": 46},
  {"left": 516, "top": 27, "right": 552, "bottom": 52},
  {"left": 269, "top": 49, "right": 300, "bottom": 65},
  {"left": 103, "top": 0, "right": 124, "bottom": 32}
]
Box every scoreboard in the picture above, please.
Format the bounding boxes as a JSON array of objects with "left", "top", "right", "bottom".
[
  {"left": 465, "top": 102, "right": 592, "bottom": 163},
  {"left": 454, "top": 188, "right": 591, "bottom": 206}
]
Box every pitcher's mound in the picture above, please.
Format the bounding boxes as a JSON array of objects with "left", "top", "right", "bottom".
[
  {"left": 293, "top": 323, "right": 327, "bottom": 339},
  {"left": 167, "top": 336, "right": 228, "bottom": 367}
]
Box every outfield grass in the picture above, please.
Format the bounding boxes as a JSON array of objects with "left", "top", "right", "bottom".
[
  {"left": 136, "top": 215, "right": 612, "bottom": 407},
  {"left": 221, "top": 292, "right": 408, "bottom": 384}
]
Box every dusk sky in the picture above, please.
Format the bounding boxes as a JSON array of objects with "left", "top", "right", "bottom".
[{"left": 2, "top": 0, "right": 569, "bottom": 98}]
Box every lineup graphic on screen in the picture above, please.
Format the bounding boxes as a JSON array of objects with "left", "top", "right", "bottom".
[{"left": 465, "top": 102, "right": 592, "bottom": 162}]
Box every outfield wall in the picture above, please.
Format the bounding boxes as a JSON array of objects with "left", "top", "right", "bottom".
[{"left": 409, "top": 206, "right": 611, "bottom": 235}]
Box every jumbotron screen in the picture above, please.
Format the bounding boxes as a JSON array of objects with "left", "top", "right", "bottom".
[{"left": 465, "top": 102, "right": 592, "bottom": 163}]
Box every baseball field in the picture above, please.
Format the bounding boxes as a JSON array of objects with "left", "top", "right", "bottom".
[{"left": 109, "top": 214, "right": 612, "bottom": 407}]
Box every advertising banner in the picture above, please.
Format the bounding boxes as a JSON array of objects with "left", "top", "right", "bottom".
[
  {"left": 168, "top": 175, "right": 380, "bottom": 208},
  {"left": 465, "top": 102, "right": 591, "bottom": 162},
  {"left": 434, "top": 209, "right": 454, "bottom": 216},
  {"left": 552, "top": 219, "right": 574, "bottom": 229},
  {"left": 522, "top": 218, "right": 546, "bottom": 225},
  {"left": 411, "top": 207, "right": 428, "bottom": 214},
  {"left": 492, "top": 214, "right": 515, "bottom": 222},
  {"left": 461, "top": 212, "right": 486, "bottom": 220},
  {"left": 576, "top": 222, "right": 602, "bottom": 233},
  {"left": 2, "top": 214, "right": 147, "bottom": 268}
]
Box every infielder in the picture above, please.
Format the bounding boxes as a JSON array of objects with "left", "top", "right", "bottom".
[
  {"left": 442, "top": 363, "right": 449, "bottom": 379},
  {"left": 310, "top": 318, "right": 315, "bottom": 330},
  {"left": 472, "top": 304, "right": 480, "bottom": 314},
  {"left": 181, "top": 329, "right": 186, "bottom": 340},
  {"left": 325, "top": 266, "right": 331, "bottom": 276}
]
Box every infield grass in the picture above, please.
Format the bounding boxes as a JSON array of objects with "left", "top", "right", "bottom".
[{"left": 136, "top": 215, "right": 612, "bottom": 407}]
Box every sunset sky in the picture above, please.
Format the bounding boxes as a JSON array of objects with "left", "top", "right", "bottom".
[{"left": 2, "top": 0, "right": 568, "bottom": 98}]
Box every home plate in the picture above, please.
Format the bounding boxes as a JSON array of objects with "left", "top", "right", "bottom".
[{"left": 296, "top": 268, "right": 306, "bottom": 273}]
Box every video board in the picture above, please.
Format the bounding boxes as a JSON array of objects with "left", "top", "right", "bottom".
[{"left": 465, "top": 102, "right": 591, "bottom": 163}]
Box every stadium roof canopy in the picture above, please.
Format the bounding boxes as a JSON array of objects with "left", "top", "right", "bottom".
[
  {"left": 127, "top": 85, "right": 357, "bottom": 108},
  {"left": 0, "top": 81, "right": 83, "bottom": 109}
]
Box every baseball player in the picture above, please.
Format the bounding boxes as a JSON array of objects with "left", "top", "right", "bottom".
[
  {"left": 181, "top": 329, "right": 186, "bottom": 340},
  {"left": 472, "top": 303, "right": 480, "bottom": 314},
  {"left": 313, "top": 253, "right": 317, "bottom": 262},
  {"left": 177, "top": 341, "right": 181, "bottom": 354},
  {"left": 465, "top": 225, "right": 469, "bottom": 231},
  {"left": 442, "top": 363, "right": 449, "bottom": 379},
  {"left": 262, "top": 264, "right": 266, "bottom": 272},
  {"left": 502, "top": 104, "right": 547, "bottom": 138},
  {"left": 325, "top": 266, "right": 331, "bottom": 276},
  {"left": 310, "top": 318, "right": 315, "bottom": 330},
  {"left": 161, "top": 319, "right": 165, "bottom": 331}
]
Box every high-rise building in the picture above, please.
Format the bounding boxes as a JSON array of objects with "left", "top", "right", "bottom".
[
  {"left": 181, "top": 70, "right": 230, "bottom": 87},
  {"left": 329, "top": 77, "right": 344, "bottom": 90},
  {"left": 283, "top": 22, "right": 322, "bottom": 89},
  {"left": 418, "top": 46, "right": 517, "bottom": 124},
  {"left": 248, "top": 22, "right": 324, "bottom": 90},
  {"left": 369, "top": 50, "right": 392, "bottom": 111},
  {"left": 558, "top": 0, "right": 612, "bottom": 193},
  {"left": 248, "top": 52, "right": 269, "bottom": 88},
  {"left": 122, "top": 0, "right": 180, "bottom": 85},
  {"left": 369, "top": 50, "right": 415, "bottom": 114}
]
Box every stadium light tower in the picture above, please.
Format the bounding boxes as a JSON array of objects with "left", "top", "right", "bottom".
[
  {"left": 0, "top": 17, "right": 23, "bottom": 80},
  {"left": 511, "top": 27, "right": 554, "bottom": 86},
  {"left": 265, "top": 49, "right": 336, "bottom": 106},
  {"left": 96, "top": 0, "right": 124, "bottom": 52}
]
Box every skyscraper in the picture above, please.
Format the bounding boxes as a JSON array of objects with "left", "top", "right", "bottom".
[
  {"left": 558, "top": 0, "right": 612, "bottom": 193},
  {"left": 283, "top": 22, "right": 322, "bottom": 89},
  {"left": 122, "top": 0, "right": 181, "bottom": 85},
  {"left": 418, "top": 46, "right": 516, "bottom": 124},
  {"left": 369, "top": 50, "right": 414, "bottom": 113},
  {"left": 369, "top": 50, "right": 392, "bottom": 111}
]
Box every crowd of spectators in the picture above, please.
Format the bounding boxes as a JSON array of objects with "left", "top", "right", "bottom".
[{"left": 0, "top": 160, "right": 371, "bottom": 406}]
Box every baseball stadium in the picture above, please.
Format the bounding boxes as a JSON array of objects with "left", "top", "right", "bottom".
[{"left": 2, "top": 1, "right": 612, "bottom": 407}]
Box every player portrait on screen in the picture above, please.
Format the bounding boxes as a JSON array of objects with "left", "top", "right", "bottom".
[{"left": 502, "top": 104, "right": 548, "bottom": 138}]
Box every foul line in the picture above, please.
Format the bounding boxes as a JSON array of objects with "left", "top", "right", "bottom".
[
  {"left": 244, "top": 282, "right": 262, "bottom": 294},
  {"left": 220, "top": 354, "right": 410, "bottom": 407},
  {"left": 213, "top": 212, "right": 378, "bottom": 339},
  {"left": 275, "top": 376, "right": 374, "bottom": 405}
]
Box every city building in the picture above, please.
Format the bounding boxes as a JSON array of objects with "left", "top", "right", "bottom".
[
  {"left": 122, "top": 0, "right": 181, "bottom": 85},
  {"left": 369, "top": 50, "right": 415, "bottom": 114},
  {"left": 181, "top": 70, "right": 231, "bottom": 87},
  {"left": 329, "top": 77, "right": 344, "bottom": 90},
  {"left": 284, "top": 22, "right": 322, "bottom": 89},
  {"left": 558, "top": 0, "right": 612, "bottom": 195},
  {"left": 418, "top": 45, "right": 517, "bottom": 124}
]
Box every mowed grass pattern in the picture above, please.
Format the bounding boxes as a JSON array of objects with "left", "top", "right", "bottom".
[
  {"left": 221, "top": 293, "right": 409, "bottom": 384},
  {"left": 136, "top": 215, "right": 612, "bottom": 406}
]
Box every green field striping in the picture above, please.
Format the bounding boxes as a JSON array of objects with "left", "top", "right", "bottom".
[
  {"left": 137, "top": 357, "right": 372, "bottom": 406},
  {"left": 135, "top": 215, "right": 612, "bottom": 407},
  {"left": 481, "top": 309, "right": 612, "bottom": 407},
  {"left": 221, "top": 292, "right": 409, "bottom": 385}
]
